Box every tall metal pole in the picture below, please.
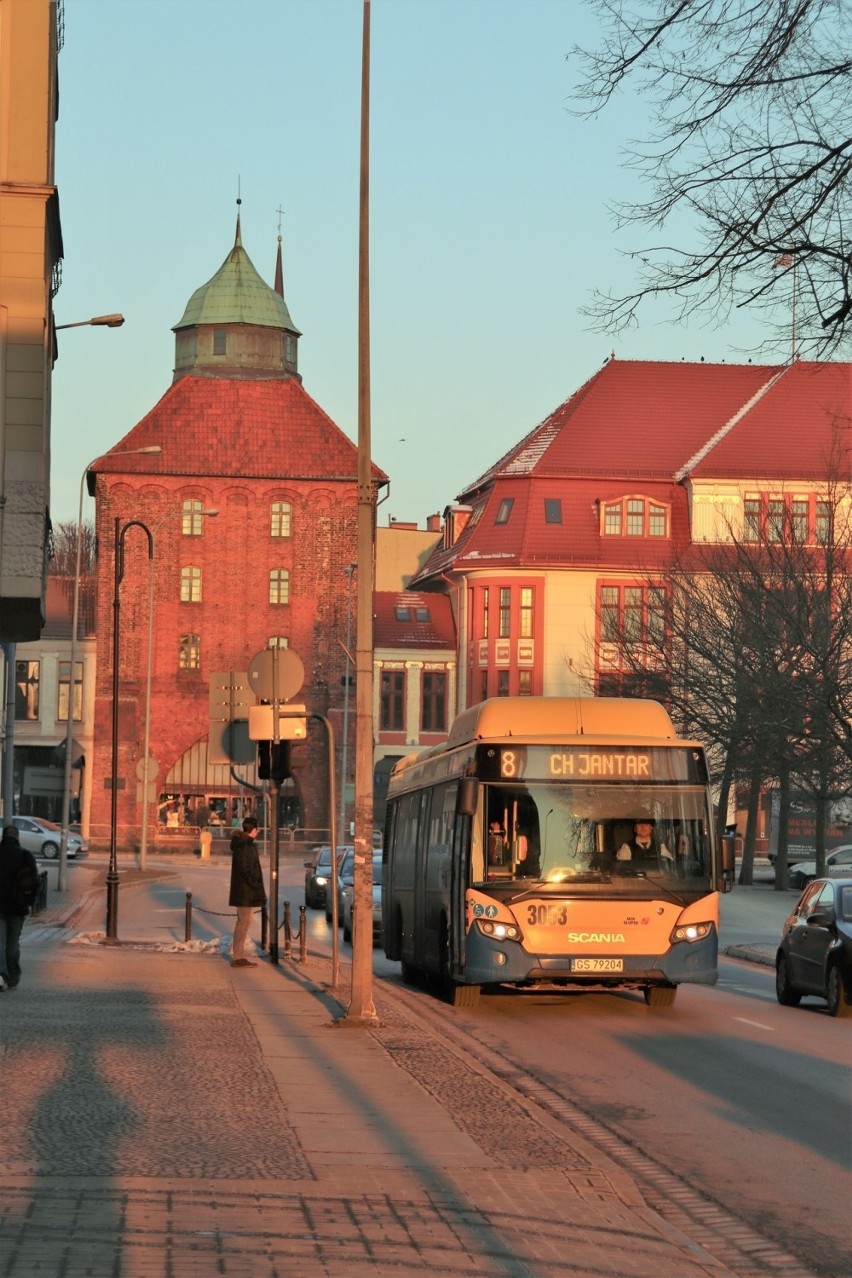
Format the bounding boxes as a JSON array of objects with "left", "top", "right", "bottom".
[
  {"left": 138, "top": 548, "right": 155, "bottom": 871},
  {"left": 339, "top": 564, "right": 355, "bottom": 841},
  {"left": 346, "top": 0, "right": 378, "bottom": 1025}
]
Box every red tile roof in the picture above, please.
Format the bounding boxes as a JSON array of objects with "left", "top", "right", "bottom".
[
  {"left": 93, "top": 374, "right": 387, "bottom": 483},
  {"left": 413, "top": 359, "right": 850, "bottom": 584},
  {"left": 373, "top": 591, "right": 456, "bottom": 650}
]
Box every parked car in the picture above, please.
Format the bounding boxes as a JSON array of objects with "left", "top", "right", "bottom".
[
  {"left": 341, "top": 851, "right": 383, "bottom": 944},
  {"left": 304, "top": 845, "right": 334, "bottom": 908},
  {"left": 325, "top": 847, "right": 356, "bottom": 923},
  {"left": 788, "top": 845, "right": 852, "bottom": 890},
  {"left": 10, "top": 816, "right": 86, "bottom": 860},
  {"left": 775, "top": 877, "right": 852, "bottom": 1018}
]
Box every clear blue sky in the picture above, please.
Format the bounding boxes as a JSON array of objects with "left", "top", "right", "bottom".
[{"left": 52, "top": 0, "right": 775, "bottom": 530}]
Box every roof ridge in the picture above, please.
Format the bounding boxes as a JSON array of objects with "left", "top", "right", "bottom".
[{"left": 673, "top": 365, "right": 790, "bottom": 481}]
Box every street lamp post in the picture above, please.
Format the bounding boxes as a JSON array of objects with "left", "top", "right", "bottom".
[
  {"left": 106, "top": 516, "right": 154, "bottom": 941},
  {"left": 55, "top": 314, "right": 125, "bottom": 331},
  {"left": 138, "top": 506, "right": 217, "bottom": 871},
  {"left": 58, "top": 445, "right": 161, "bottom": 892}
]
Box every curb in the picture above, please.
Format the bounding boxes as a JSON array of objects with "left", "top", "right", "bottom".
[{"left": 724, "top": 944, "right": 776, "bottom": 967}]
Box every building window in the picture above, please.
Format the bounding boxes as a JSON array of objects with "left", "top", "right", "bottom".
[
  {"left": 518, "top": 669, "right": 532, "bottom": 696},
  {"left": 58, "top": 660, "right": 83, "bottom": 722},
  {"left": 767, "top": 498, "right": 785, "bottom": 542},
  {"left": 180, "top": 565, "right": 202, "bottom": 603},
  {"left": 816, "top": 500, "right": 831, "bottom": 544},
  {"left": 603, "top": 498, "right": 668, "bottom": 537},
  {"left": 495, "top": 498, "right": 514, "bottom": 525},
  {"left": 269, "top": 569, "right": 290, "bottom": 605},
  {"left": 15, "top": 660, "right": 40, "bottom": 720},
  {"left": 482, "top": 587, "right": 489, "bottom": 640},
  {"left": 179, "top": 634, "right": 200, "bottom": 670},
  {"left": 380, "top": 671, "right": 405, "bottom": 731},
  {"left": 415, "top": 607, "right": 430, "bottom": 622},
  {"left": 395, "top": 607, "right": 411, "bottom": 621},
  {"left": 598, "top": 583, "right": 667, "bottom": 663},
  {"left": 743, "top": 497, "right": 761, "bottom": 542},
  {"left": 519, "top": 587, "right": 533, "bottom": 639},
  {"left": 421, "top": 671, "right": 447, "bottom": 732},
  {"left": 268, "top": 636, "right": 289, "bottom": 649},
  {"left": 481, "top": 670, "right": 489, "bottom": 701},
  {"left": 271, "top": 501, "right": 292, "bottom": 538},
  {"left": 213, "top": 329, "right": 227, "bottom": 355},
  {"left": 791, "top": 499, "right": 809, "bottom": 542},
  {"left": 604, "top": 504, "right": 622, "bottom": 535},
  {"left": 545, "top": 498, "right": 562, "bottom": 524},
  {"left": 499, "top": 587, "right": 511, "bottom": 639},
  {"left": 497, "top": 670, "right": 510, "bottom": 697},
  {"left": 182, "top": 500, "right": 205, "bottom": 536}
]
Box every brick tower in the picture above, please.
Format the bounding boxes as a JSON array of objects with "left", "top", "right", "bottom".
[{"left": 88, "top": 211, "right": 386, "bottom": 853}]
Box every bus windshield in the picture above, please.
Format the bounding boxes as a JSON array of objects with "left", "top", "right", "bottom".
[{"left": 478, "top": 782, "right": 711, "bottom": 887}]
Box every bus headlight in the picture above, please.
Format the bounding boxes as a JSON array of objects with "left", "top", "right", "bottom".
[
  {"left": 671, "top": 921, "right": 712, "bottom": 944},
  {"left": 476, "top": 919, "right": 522, "bottom": 942}
]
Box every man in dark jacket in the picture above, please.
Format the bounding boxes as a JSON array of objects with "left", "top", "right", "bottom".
[
  {"left": 0, "top": 824, "right": 40, "bottom": 990},
  {"left": 228, "top": 815, "right": 266, "bottom": 968}
]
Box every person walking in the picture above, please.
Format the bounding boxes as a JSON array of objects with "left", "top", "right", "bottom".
[
  {"left": 228, "top": 815, "right": 266, "bottom": 968},
  {"left": 0, "top": 823, "right": 40, "bottom": 990}
]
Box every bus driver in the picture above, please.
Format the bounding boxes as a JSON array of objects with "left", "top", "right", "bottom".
[{"left": 617, "top": 820, "right": 674, "bottom": 871}]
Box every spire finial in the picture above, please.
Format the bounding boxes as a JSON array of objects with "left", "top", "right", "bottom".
[
  {"left": 274, "top": 205, "right": 285, "bottom": 296},
  {"left": 235, "top": 178, "right": 243, "bottom": 247}
]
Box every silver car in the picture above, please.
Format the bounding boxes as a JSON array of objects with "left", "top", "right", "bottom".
[
  {"left": 10, "top": 816, "right": 86, "bottom": 860},
  {"left": 341, "top": 852, "right": 383, "bottom": 944},
  {"left": 788, "top": 845, "right": 852, "bottom": 890}
]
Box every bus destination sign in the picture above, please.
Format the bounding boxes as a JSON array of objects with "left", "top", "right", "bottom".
[{"left": 494, "top": 746, "right": 700, "bottom": 783}]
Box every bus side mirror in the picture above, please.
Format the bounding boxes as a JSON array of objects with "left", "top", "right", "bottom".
[
  {"left": 718, "top": 834, "right": 736, "bottom": 893},
  {"left": 456, "top": 777, "right": 479, "bottom": 817}
]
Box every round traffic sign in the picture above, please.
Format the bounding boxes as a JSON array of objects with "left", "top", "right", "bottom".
[{"left": 247, "top": 648, "right": 305, "bottom": 701}]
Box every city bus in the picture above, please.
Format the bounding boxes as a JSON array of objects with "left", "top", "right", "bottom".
[{"left": 382, "top": 697, "right": 734, "bottom": 1008}]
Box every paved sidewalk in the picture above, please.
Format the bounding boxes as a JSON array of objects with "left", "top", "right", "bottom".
[{"left": 0, "top": 861, "right": 811, "bottom": 1278}]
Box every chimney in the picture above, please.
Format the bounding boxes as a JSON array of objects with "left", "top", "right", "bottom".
[{"left": 426, "top": 513, "right": 441, "bottom": 532}]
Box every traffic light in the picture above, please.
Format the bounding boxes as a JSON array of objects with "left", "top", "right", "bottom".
[{"left": 258, "top": 740, "right": 291, "bottom": 782}]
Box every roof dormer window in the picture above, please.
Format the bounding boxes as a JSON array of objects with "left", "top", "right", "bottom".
[
  {"left": 602, "top": 497, "right": 669, "bottom": 538},
  {"left": 495, "top": 498, "right": 514, "bottom": 525}
]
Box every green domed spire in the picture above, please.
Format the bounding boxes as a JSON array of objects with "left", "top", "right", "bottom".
[{"left": 173, "top": 213, "right": 300, "bottom": 335}]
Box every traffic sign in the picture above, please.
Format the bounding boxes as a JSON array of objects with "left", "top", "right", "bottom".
[{"left": 247, "top": 648, "right": 304, "bottom": 701}]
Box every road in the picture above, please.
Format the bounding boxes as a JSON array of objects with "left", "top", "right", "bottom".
[{"left": 62, "top": 853, "right": 851, "bottom": 1276}]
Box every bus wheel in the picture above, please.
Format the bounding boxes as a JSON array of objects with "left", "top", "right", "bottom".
[
  {"left": 446, "top": 980, "right": 480, "bottom": 1009},
  {"left": 644, "top": 984, "right": 677, "bottom": 1008}
]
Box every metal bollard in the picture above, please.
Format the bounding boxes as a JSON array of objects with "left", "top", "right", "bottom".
[
  {"left": 283, "top": 900, "right": 292, "bottom": 959},
  {"left": 299, "top": 904, "right": 307, "bottom": 963},
  {"left": 185, "top": 892, "right": 192, "bottom": 942}
]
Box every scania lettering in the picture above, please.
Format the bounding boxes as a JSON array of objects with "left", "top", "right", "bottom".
[{"left": 382, "top": 697, "right": 734, "bottom": 1009}]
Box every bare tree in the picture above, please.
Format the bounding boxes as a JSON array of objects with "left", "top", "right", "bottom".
[
  {"left": 51, "top": 521, "right": 96, "bottom": 576},
  {"left": 573, "top": 0, "right": 852, "bottom": 355}
]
